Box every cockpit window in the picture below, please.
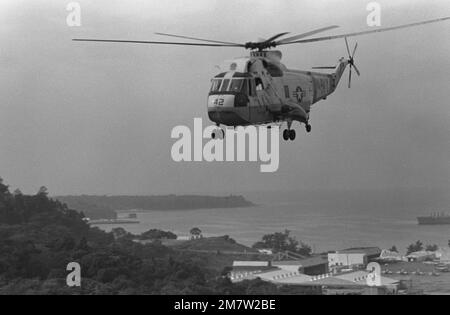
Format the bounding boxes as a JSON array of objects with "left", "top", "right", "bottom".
[
  {"left": 210, "top": 78, "right": 252, "bottom": 95},
  {"left": 210, "top": 79, "right": 222, "bottom": 92},
  {"left": 220, "top": 79, "right": 230, "bottom": 92},
  {"left": 229, "top": 79, "right": 243, "bottom": 92},
  {"left": 241, "top": 79, "right": 249, "bottom": 95}
]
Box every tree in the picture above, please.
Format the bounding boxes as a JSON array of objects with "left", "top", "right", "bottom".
[
  {"left": 389, "top": 246, "right": 398, "bottom": 253},
  {"left": 406, "top": 241, "right": 424, "bottom": 255},
  {"left": 252, "top": 230, "right": 312, "bottom": 256},
  {"left": 38, "top": 186, "right": 48, "bottom": 196},
  {"left": 140, "top": 229, "right": 177, "bottom": 240},
  {"left": 426, "top": 244, "right": 439, "bottom": 252},
  {"left": 0, "top": 177, "right": 9, "bottom": 195},
  {"left": 112, "top": 227, "right": 130, "bottom": 240},
  {"left": 190, "top": 227, "right": 202, "bottom": 239}
]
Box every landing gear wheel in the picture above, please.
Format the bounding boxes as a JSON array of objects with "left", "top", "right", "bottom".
[
  {"left": 306, "top": 124, "right": 312, "bottom": 133},
  {"left": 212, "top": 128, "right": 225, "bottom": 140},
  {"left": 283, "top": 129, "right": 290, "bottom": 141},
  {"left": 289, "top": 130, "right": 296, "bottom": 141}
]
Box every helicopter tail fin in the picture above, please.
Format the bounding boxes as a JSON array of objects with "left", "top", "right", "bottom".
[{"left": 332, "top": 57, "right": 350, "bottom": 89}]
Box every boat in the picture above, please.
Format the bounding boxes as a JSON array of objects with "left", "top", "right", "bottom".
[{"left": 417, "top": 212, "right": 450, "bottom": 225}]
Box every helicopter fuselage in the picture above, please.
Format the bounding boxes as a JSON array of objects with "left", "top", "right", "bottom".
[{"left": 207, "top": 51, "right": 349, "bottom": 132}]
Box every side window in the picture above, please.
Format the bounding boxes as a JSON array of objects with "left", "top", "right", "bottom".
[
  {"left": 284, "top": 86, "right": 290, "bottom": 98},
  {"left": 220, "top": 79, "right": 230, "bottom": 92}
]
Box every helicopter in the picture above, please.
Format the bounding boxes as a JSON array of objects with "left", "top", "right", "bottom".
[{"left": 74, "top": 17, "right": 449, "bottom": 142}]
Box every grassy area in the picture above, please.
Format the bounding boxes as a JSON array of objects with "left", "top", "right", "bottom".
[{"left": 171, "top": 236, "right": 259, "bottom": 253}]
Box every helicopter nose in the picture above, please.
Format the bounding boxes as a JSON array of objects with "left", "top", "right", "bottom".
[
  {"left": 207, "top": 94, "right": 249, "bottom": 126},
  {"left": 207, "top": 94, "right": 235, "bottom": 108}
]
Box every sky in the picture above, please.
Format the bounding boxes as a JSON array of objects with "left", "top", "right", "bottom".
[{"left": 0, "top": 0, "right": 449, "bottom": 195}]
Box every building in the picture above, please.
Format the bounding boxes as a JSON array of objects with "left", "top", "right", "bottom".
[
  {"left": 328, "top": 247, "right": 381, "bottom": 268},
  {"left": 309, "top": 271, "right": 400, "bottom": 295},
  {"left": 229, "top": 259, "right": 401, "bottom": 295},
  {"left": 377, "top": 249, "right": 406, "bottom": 262},
  {"left": 230, "top": 256, "right": 329, "bottom": 282},
  {"left": 436, "top": 248, "right": 450, "bottom": 263}
]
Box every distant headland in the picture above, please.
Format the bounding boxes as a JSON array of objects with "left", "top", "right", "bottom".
[{"left": 55, "top": 195, "right": 255, "bottom": 220}]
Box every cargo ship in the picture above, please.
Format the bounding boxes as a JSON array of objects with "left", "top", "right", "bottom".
[{"left": 417, "top": 213, "right": 450, "bottom": 225}]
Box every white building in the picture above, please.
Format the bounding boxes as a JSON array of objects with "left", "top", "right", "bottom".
[
  {"left": 328, "top": 247, "right": 381, "bottom": 268},
  {"left": 436, "top": 248, "right": 450, "bottom": 263},
  {"left": 378, "top": 249, "right": 406, "bottom": 262}
]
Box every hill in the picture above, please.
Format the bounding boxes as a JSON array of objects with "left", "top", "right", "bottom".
[
  {"left": 56, "top": 195, "right": 255, "bottom": 220},
  {"left": 0, "top": 178, "right": 279, "bottom": 295}
]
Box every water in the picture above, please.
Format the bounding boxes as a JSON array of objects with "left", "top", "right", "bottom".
[{"left": 95, "top": 189, "right": 450, "bottom": 293}]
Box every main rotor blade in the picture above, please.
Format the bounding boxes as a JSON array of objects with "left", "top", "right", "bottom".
[
  {"left": 352, "top": 42, "right": 358, "bottom": 58},
  {"left": 261, "top": 32, "right": 290, "bottom": 43},
  {"left": 72, "top": 39, "right": 242, "bottom": 47},
  {"left": 280, "top": 17, "right": 450, "bottom": 45},
  {"left": 276, "top": 25, "right": 339, "bottom": 44},
  {"left": 353, "top": 64, "right": 361, "bottom": 76},
  {"left": 312, "top": 66, "right": 336, "bottom": 69},
  {"left": 348, "top": 67, "right": 352, "bottom": 88},
  {"left": 345, "top": 37, "right": 351, "bottom": 56},
  {"left": 154, "top": 32, "right": 244, "bottom": 46}
]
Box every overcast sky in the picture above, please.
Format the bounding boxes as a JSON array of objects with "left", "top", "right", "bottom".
[{"left": 0, "top": 0, "right": 449, "bottom": 195}]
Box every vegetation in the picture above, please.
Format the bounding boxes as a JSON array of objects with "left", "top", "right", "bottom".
[
  {"left": 389, "top": 246, "right": 398, "bottom": 253},
  {"left": 425, "top": 244, "right": 439, "bottom": 252},
  {"left": 0, "top": 178, "right": 282, "bottom": 295},
  {"left": 406, "top": 241, "right": 424, "bottom": 255},
  {"left": 405, "top": 241, "right": 441, "bottom": 255},
  {"left": 173, "top": 236, "right": 257, "bottom": 254},
  {"left": 56, "top": 195, "right": 254, "bottom": 220},
  {"left": 139, "top": 229, "right": 177, "bottom": 241},
  {"left": 252, "top": 230, "right": 312, "bottom": 257}
]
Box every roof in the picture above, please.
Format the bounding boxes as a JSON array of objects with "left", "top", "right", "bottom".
[
  {"left": 240, "top": 269, "right": 399, "bottom": 288},
  {"left": 273, "top": 256, "right": 328, "bottom": 268},
  {"left": 232, "top": 266, "right": 275, "bottom": 272},
  {"left": 338, "top": 247, "right": 382, "bottom": 256},
  {"left": 308, "top": 277, "right": 365, "bottom": 287},
  {"left": 233, "top": 261, "right": 269, "bottom": 267},
  {"left": 306, "top": 271, "right": 399, "bottom": 288},
  {"left": 258, "top": 270, "right": 312, "bottom": 284}
]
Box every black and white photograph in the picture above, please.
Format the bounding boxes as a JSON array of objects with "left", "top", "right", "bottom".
[{"left": 1, "top": 0, "right": 450, "bottom": 302}]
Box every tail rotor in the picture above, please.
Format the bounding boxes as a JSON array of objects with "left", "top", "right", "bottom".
[{"left": 345, "top": 37, "right": 360, "bottom": 88}]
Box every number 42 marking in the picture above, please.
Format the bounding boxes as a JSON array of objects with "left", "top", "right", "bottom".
[{"left": 214, "top": 98, "right": 225, "bottom": 106}]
